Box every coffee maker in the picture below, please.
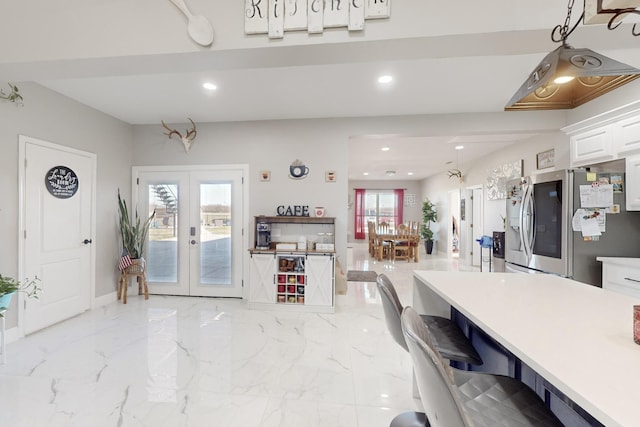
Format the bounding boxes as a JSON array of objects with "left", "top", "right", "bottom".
[{"left": 256, "top": 222, "right": 271, "bottom": 249}]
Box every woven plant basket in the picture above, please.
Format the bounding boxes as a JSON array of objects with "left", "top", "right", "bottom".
[{"left": 124, "top": 258, "right": 146, "bottom": 275}]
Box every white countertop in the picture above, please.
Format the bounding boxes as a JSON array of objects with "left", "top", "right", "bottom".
[
  {"left": 413, "top": 270, "right": 640, "bottom": 427},
  {"left": 596, "top": 257, "right": 640, "bottom": 268}
]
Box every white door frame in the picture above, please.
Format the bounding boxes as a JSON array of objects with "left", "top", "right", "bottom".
[
  {"left": 132, "top": 164, "right": 250, "bottom": 299},
  {"left": 467, "top": 185, "right": 484, "bottom": 267},
  {"left": 18, "top": 135, "right": 97, "bottom": 336},
  {"left": 448, "top": 189, "right": 461, "bottom": 258}
]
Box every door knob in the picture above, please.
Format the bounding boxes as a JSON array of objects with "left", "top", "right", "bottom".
[
  {"left": 82, "top": 239, "right": 92, "bottom": 245},
  {"left": 190, "top": 239, "right": 197, "bottom": 245}
]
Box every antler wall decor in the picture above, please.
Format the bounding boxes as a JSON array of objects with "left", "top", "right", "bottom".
[
  {"left": 0, "top": 83, "right": 23, "bottom": 105},
  {"left": 447, "top": 169, "right": 464, "bottom": 183},
  {"left": 161, "top": 118, "right": 197, "bottom": 152}
]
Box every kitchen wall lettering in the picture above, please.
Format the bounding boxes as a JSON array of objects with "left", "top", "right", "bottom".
[
  {"left": 245, "top": 0, "right": 389, "bottom": 38},
  {"left": 45, "top": 166, "right": 79, "bottom": 199},
  {"left": 276, "top": 205, "right": 310, "bottom": 216}
]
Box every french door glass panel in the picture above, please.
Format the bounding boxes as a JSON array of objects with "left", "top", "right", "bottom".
[
  {"left": 199, "top": 182, "right": 232, "bottom": 285},
  {"left": 137, "top": 168, "right": 243, "bottom": 298},
  {"left": 148, "top": 183, "right": 179, "bottom": 283}
]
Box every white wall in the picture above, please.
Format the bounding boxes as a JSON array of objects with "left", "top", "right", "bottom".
[
  {"left": 132, "top": 119, "right": 349, "bottom": 263},
  {"left": 0, "top": 83, "right": 132, "bottom": 328},
  {"left": 421, "top": 131, "right": 569, "bottom": 257},
  {"left": 0, "top": 1, "right": 566, "bottom": 69},
  {"left": 132, "top": 111, "right": 569, "bottom": 264}
]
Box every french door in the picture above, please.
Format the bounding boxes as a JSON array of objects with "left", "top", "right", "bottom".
[{"left": 134, "top": 166, "right": 246, "bottom": 298}]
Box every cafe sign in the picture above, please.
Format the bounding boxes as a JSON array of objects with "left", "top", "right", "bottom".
[
  {"left": 276, "top": 205, "right": 310, "bottom": 216},
  {"left": 45, "top": 166, "right": 79, "bottom": 199}
]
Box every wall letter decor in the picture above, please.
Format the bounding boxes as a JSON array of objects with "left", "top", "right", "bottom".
[{"left": 245, "top": 0, "right": 390, "bottom": 37}]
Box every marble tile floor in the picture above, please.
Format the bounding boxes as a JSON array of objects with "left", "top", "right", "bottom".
[{"left": 0, "top": 244, "right": 477, "bottom": 427}]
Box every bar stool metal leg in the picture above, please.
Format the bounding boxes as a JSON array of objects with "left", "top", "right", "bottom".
[{"left": 390, "top": 411, "right": 429, "bottom": 426}]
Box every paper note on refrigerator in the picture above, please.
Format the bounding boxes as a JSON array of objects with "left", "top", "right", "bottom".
[
  {"left": 579, "top": 184, "right": 614, "bottom": 208},
  {"left": 580, "top": 217, "right": 602, "bottom": 237},
  {"left": 572, "top": 208, "right": 606, "bottom": 234}
]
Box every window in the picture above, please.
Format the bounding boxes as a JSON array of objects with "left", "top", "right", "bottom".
[{"left": 354, "top": 189, "right": 404, "bottom": 239}]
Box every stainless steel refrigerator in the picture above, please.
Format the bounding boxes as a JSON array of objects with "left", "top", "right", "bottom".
[{"left": 505, "top": 161, "right": 640, "bottom": 287}]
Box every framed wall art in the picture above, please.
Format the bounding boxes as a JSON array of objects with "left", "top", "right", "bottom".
[{"left": 536, "top": 149, "right": 555, "bottom": 170}]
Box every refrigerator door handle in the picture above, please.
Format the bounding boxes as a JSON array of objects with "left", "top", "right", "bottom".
[
  {"left": 527, "top": 186, "right": 536, "bottom": 259},
  {"left": 521, "top": 182, "right": 534, "bottom": 261},
  {"left": 518, "top": 185, "right": 528, "bottom": 258}
]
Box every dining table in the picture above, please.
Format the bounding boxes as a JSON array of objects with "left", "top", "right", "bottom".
[{"left": 374, "top": 233, "right": 420, "bottom": 262}]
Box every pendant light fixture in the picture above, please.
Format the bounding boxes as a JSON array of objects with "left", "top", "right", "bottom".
[
  {"left": 505, "top": 0, "right": 640, "bottom": 111},
  {"left": 447, "top": 146, "right": 464, "bottom": 183}
]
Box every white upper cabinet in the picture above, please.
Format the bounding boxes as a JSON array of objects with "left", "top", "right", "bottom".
[
  {"left": 615, "top": 114, "right": 640, "bottom": 156},
  {"left": 563, "top": 102, "right": 640, "bottom": 167},
  {"left": 563, "top": 103, "right": 640, "bottom": 210},
  {"left": 626, "top": 154, "right": 640, "bottom": 211},
  {"left": 569, "top": 124, "right": 615, "bottom": 167}
]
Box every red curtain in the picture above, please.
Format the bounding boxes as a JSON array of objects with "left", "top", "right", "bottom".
[
  {"left": 354, "top": 189, "right": 365, "bottom": 239},
  {"left": 394, "top": 189, "right": 404, "bottom": 227}
]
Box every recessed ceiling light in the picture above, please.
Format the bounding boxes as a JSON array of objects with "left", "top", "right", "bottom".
[
  {"left": 455, "top": 145, "right": 464, "bottom": 150},
  {"left": 203, "top": 82, "right": 217, "bottom": 91},
  {"left": 378, "top": 75, "right": 393, "bottom": 84},
  {"left": 363, "top": 172, "right": 369, "bottom": 176},
  {"left": 407, "top": 172, "right": 414, "bottom": 176},
  {"left": 381, "top": 147, "right": 390, "bottom": 151}
]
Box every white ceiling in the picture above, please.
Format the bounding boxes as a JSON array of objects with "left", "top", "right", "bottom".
[{"left": 18, "top": 7, "right": 640, "bottom": 181}]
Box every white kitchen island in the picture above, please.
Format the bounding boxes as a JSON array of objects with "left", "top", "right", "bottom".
[{"left": 413, "top": 270, "right": 640, "bottom": 427}]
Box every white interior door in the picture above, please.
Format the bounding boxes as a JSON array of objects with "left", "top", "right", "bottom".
[
  {"left": 20, "top": 136, "right": 95, "bottom": 334},
  {"left": 136, "top": 167, "right": 245, "bottom": 298}
]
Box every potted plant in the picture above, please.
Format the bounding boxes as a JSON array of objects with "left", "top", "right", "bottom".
[
  {"left": 117, "top": 190, "right": 156, "bottom": 269},
  {"left": 421, "top": 198, "right": 438, "bottom": 255},
  {"left": 0, "top": 274, "right": 41, "bottom": 313}
]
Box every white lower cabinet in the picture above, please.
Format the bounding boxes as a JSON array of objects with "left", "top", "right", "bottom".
[
  {"left": 598, "top": 257, "right": 640, "bottom": 298},
  {"left": 248, "top": 252, "right": 334, "bottom": 312},
  {"left": 627, "top": 154, "right": 640, "bottom": 211},
  {"left": 248, "top": 253, "right": 276, "bottom": 303},
  {"left": 305, "top": 255, "right": 334, "bottom": 308}
]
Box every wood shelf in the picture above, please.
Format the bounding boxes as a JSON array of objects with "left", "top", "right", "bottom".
[{"left": 255, "top": 215, "right": 335, "bottom": 225}]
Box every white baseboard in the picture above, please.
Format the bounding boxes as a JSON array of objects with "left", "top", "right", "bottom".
[
  {"left": 4, "top": 325, "right": 22, "bottom": 345},
  {"left": 94, "top": 291, "right": 117, "bottom": 308}
]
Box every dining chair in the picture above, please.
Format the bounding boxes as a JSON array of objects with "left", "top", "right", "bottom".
[
  {"left": 392, "top": 223, "right": 412, "bottom": 262},
  {"left": 377, "top": 222, "right": 394, "bottom": 260},
  {"left": 367, "top": 221, "right": 377, "bottom": 256},
  {"left": 407, "top": 221, "right": 421, "bottom": 262},
  {"left": 369, "top": 222, "right": 391, "bottom": 260},
  {"left": 401, "top": 306, "right": 563, "bottom": 427}
]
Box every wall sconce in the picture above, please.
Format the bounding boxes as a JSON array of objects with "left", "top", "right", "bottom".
[{"left": 505, "top": 0, "right": 640, "bottom": 111}]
